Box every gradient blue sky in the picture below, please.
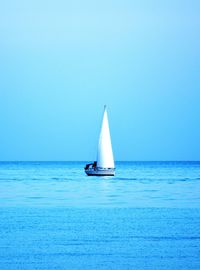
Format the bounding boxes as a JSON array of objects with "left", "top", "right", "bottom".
[{"left": 0, "top": 0, "right": 199, "bottom": 161}]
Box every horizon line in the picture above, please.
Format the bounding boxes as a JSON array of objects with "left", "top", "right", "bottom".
[{"left": 0, "top": 160, "right": 200, "bottom": 162}]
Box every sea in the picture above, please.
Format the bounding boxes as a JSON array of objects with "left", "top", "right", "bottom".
[{"left": 0, "top": 161, "right": 200, "bottom": 269}]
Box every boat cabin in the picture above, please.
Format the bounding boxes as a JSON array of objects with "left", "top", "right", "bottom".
[{"left": 85, "top": 161, "right": 97, "bottom": 170}]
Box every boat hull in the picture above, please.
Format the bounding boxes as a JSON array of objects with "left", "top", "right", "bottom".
[{"left": 85, "top": 168, "right": 115, "bottom": 176}]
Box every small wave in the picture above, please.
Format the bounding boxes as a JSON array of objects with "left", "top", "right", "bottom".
[
  {"left": 27, "top": 196, "right": 44, "bottom": 199},
  {"left": 115, "top": 177, "right": 138, "bottom": 181},
  {"left": 0, "top": 178, "right": 19, "bottom": 181},
  {"left": 143, "top": 189, "right": 158, "bottom": 192},
  {"left": 108, "top": 194, "right": 119, "bottom": 198},
  {"left": 129, "top": 236, "right": 200, "bottom": 241}
]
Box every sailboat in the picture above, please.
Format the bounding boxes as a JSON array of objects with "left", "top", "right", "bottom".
[{"left": 85, "top": 105, "right": 115, "bottom": 176}]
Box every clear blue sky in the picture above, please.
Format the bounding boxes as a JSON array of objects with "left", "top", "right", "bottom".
[{"left": 0, "top": 0, "right": 199, "bottom": 161}]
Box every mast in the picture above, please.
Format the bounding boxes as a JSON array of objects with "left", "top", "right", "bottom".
[{"left": 97, "top": 106, "right": 114, "bottom": 168}]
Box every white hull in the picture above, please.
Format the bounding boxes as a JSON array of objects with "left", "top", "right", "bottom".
[{"left": 85, "top": 168, "right": 115, "bottom": 176}]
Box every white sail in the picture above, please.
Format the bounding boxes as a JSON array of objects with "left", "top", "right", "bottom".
[{"left": 97, "top": 106, "right": 114, "bottom": 168}]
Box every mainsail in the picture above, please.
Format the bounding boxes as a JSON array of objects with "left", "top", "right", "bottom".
[{"left": 97, "top": 106, "right": 114, "bottom": 168}]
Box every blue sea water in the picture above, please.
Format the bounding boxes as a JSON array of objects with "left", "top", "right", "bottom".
[{"left": 0, "top": 161, "right": 200, "bottom": 269}]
